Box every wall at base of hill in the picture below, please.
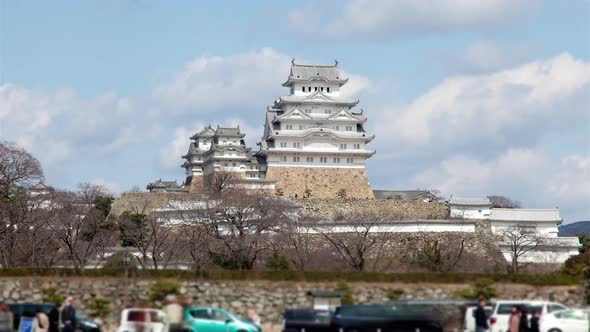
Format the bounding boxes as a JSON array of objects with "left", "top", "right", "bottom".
[{"left": 0, "top": 278, "right": 583, "bottom": 326}]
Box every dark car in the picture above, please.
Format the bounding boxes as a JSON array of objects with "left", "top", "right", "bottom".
[
  {"left": 9, "top": 303, "right": 101, "bottom": 332},
  {"left": 283, "top": 309, "right": 332, "bottom": 332},
  {"left": 331, "top": 304, "right": 443, "bottom": 332}
]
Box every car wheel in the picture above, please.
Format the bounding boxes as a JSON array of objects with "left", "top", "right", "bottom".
[{"left": 548, "top": 329, "right": 562, "bottom": 332}]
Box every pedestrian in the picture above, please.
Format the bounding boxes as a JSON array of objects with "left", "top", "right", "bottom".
[
  {"left": 508, "top": 306, "right": 520, "bottom": 332},
  {"left": 0, "top": 303, "right": 13, "bottom": 332},
  {"left": 33, "top": 309, "right": 49, "bottom": 332},
  {"left": 61, "top": 298, "right": 76, "bottom": 332},
  {"left": 473, "top": 299, "right": 489, "bottom": 332},
  {"left": 519, "top": 308, "right": 529, "bottom": 332},
  {"left": 246, "top": 308, "right": 261, "bottom": 327},
  {"left": 48, "top": 302, "right": 62, "bottom": 332},
  {"left": 529, "top": 311, "right": 540, "bottom": 332},
  {"left": 162, "top": 295, "right": 183, "bottom": 332}
]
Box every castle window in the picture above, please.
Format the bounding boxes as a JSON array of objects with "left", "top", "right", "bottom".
[
  {"left": 280, "top": 142, "right": 287, "bottom": 148},
  {"left": 327, "top": 87, "right": 330, "bottom": 93},
  {"left": 224, "top": 162, "right": 228, "bottom": 166},
  {"left": 286, "top": 124, "right": 293, "bottom": 130},
  {"left": 354, "top": 144, "right": 360, "bottom": 149},
  {"left": 302, "top": 86, "right": 305, "bottom": 92},
  {"left": 282, "top": 156, "right": 287, "bottom": 162},
  {"left": 339, "top": 144, "right": 347, "bottom": 149},
  {"left": 293, "top": 156, "right": 300, "bottom": 162},
  {"left": 333, "top": 157, "right": 340, "bottom": 163},
  {"left": 299, "top": 125, "right": 303, "bottom": 130},
  {"left": 321, "top": 87, "right": 324, "bottom": 92},
  {"left": 314, "top": 87, "right": 318, "bottom": 92},
  {"left": 336, "top": 126, "right": 340, "bottom": 130},
  {"left": 305, "top": 109, "right": 311, "bottom": 114},
  {"left": 293, "top": 142, "right": 301, "bottom": 148},
  {"left": 306, "top": 157, "right": 314, "bottom": 163},
  {"left": 320, "top": 157, "right": 327, "bottom": 163},
  {"left": 232, "top": 162, "right": 236, "bottom": 167},
  {"left": 308, "top": 86, "right": 311, "bottom": 92},
  {"left": 324, "top": 109, "right": 331, "bottom": 114},
  {"left": 346, "top": 126, "right": 353, "bottom": 131},
  {"left": 346, "top": 158, "right": 354, "bottom": 164}
]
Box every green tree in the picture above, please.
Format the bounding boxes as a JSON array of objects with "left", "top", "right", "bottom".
[
  {"left": 88, "top": 297, "right": 111, "bottom": 319},
  {"left": 265, "top": 253, "right": 290, "bottom": 271},
  {"left": 149, "top": 281, "right": 181, "bottom": 304},
  {"left": 386, "top": 288, "right": 404, "bottom": 301},
  {"left": 335, "top": 282, "right": 355, "bottom": 305},
  {"left": 42, "top": 287, "right": 65, "bottom": 304},
  {"left": 454, "top": 278, "right": 497, "bottom": 301}
]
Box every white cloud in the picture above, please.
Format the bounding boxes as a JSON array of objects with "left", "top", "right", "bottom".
[
  {"left": 441, "top": 40, "right": 533, "bottom": 74},
  {"left": 289, "top": 0, "right": 534, "bottom": 39},
  {"left": 414, "top": 148, "right": 590, "bottom": 221},
  {"left": 90, "top": 178, "right": 122, "bottom": 195},
  {"left": 0, "top": 84, "right": 139, "bottom": 166},
  {"left": 159, "top": 126, "right": 198, "bottom": 169},
  {"left": 372, "top": 53, "right": 590, "bottom": 155}
]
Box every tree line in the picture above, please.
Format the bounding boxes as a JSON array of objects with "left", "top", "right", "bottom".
[{"left": 0, "top": 141, "right": 571, "bottom": 274}]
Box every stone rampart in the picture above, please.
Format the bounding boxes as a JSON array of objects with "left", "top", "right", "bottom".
[
  {"left": 0, "top": 278, "right": 582, "bottom": 328},
  {"left": 266, "top": 166, "right": 374, "bottom": 199}
]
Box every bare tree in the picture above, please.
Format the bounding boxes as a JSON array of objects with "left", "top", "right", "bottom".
[
  {"left": 50, "top": 183, "right": 117, "bottom": 271},
  {"left": 178, "top": 225, "right": 210, "bottom": 271},
  {"left": 488, "top": 195, "right": 521, "bottom": 208},
  {"left": 117, "top": 198, "right": 182, "bottom": 270},
  {"left": 281, "top": 225, "right": 324, "bottom": 271},
  {"left": 0, "top": 141, "right": 44, "bottom": 196},
  {"left": 406, "top": 231, "right": 467, "bottom": 273},
  {"left": 500, "top": 225, "right": 546, "bottom": 274},
  {"left": 178, "top": 189, "right": 292, "bottom": 270},
  {"left": 203, "top": 171, "right": 235, "bottom": 196},
  {"left": 315, "top": 212, "right": 393, "bottom": 271}
]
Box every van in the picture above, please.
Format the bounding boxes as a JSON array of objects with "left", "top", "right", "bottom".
[{"left": 489, "top": 301, "right": 568, "bottom": 332}]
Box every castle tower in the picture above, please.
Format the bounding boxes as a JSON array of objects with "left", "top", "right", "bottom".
[
  {"left": 182, "top": 125, "right": 268, "bottom": 191},
  {"left": 258, "top": 60, "right": 375, "bottom": 199}
]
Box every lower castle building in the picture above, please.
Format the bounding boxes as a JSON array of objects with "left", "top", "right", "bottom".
[{"left": 181, "top": 125, "right": 273, "bottom": 192}]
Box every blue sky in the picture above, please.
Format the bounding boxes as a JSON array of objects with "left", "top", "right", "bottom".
[{"left": 1, "top": 0, "right": 589, "bottom": 222}]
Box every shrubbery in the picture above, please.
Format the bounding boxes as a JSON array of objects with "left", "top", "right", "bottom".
[
  {"left": 0, "top": 268, "right": 581, "bottom": 286},
  {"left": 454, "top": 278, "right": 497, "bottom": 301}
]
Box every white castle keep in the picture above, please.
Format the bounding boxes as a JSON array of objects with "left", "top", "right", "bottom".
[{"left": 257, "top": 60, "right": 376, "bottom": 198}]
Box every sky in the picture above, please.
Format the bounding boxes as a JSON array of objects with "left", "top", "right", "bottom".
[{"left": 0, "top": 0, "right": 589, "bottom": 222}]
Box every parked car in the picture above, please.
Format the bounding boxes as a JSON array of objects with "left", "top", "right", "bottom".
[
  {"left": 539, "top": 309, "right": 589, "bottom": 332},
  {"left": 116, "top": 308, "right": 169, "bottom": 332},
  {"left": 9, "top": 303, "right": 102, "bottom": 332},
  {"left": 184, "top": 307, "right": 260, "bottom": 332},
  {"left": 489, "top": 301, "right": 569, "bottom": 332},
  {"left": 463, "top": 306, "right": 492, "bottom": 332},
  {"left": 331, "top": 304, "right": 443, "bottom": 332},
  {"left": 283, "top": 309, "right": 331, "bottom": 332}
]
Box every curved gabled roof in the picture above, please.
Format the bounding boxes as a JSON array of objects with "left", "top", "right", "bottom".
[{"left": 282, "top": 61, "right": 348, "bottom": 87}]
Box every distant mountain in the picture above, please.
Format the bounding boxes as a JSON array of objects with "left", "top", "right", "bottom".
[{"left": 559, "top": 221, "right": 590, "bottom": 237}]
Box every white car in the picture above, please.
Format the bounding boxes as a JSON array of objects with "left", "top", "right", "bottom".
[
  {"left": 489, "top": 301, "right": 569, "bottom": 332},
  {"left": 540, "top": 309, "right": 589, "bottom": 332},
  {"left": 116, "top": 308, "right": 169, "bottom": 332},
  {"left": 464, "top": 306, "right": 492, "bottom": 332}
]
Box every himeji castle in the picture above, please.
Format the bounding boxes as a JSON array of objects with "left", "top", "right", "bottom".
[{"left": 257, "top": 60, "right": 376, "bottom": 198}]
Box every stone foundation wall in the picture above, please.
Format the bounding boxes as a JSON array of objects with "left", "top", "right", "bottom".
[
  {"left": 266, "top": 166, "right": 374, "bottom": 199},
  {"left": 0, "top": 278, "right": 582, "bottom": 328}
]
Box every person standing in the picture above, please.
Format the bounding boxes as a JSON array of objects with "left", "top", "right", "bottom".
[
  {"left": 162, "top": 295, "right": 183, "bottom": 332},
  {"left": 509, "top": 306, "right": 520, "bottom": 332},
  {"left": 246, "top": 308, "right": 261, "bottom": 327},
  {"left": 33, "top": 309, "right": 49, "bottom": 332},
  {"left": 473, "top": 299, "right": 489, "bottom": 332},
  {"left": 48, "top": 303, "right": 62, "bottom": 332},
  {"left": 519, "top": 308, "right": 529, "bottom": 332},
  {"left": 61, "top": 298, "right": 76, "bottom": 332},
  {"left": 529, "top": 311, "right": 540, "bottom": 332},
  {"left": 0, "top": 303, "right": 13, "bottom": 332}
]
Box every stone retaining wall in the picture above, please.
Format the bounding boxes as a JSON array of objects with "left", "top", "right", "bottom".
[
  {"left": 266, "top": 166, "right": 374, "bottom": 199},
  {"left": 0, "top": 278, "right": 583, "bottom": 327}
]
